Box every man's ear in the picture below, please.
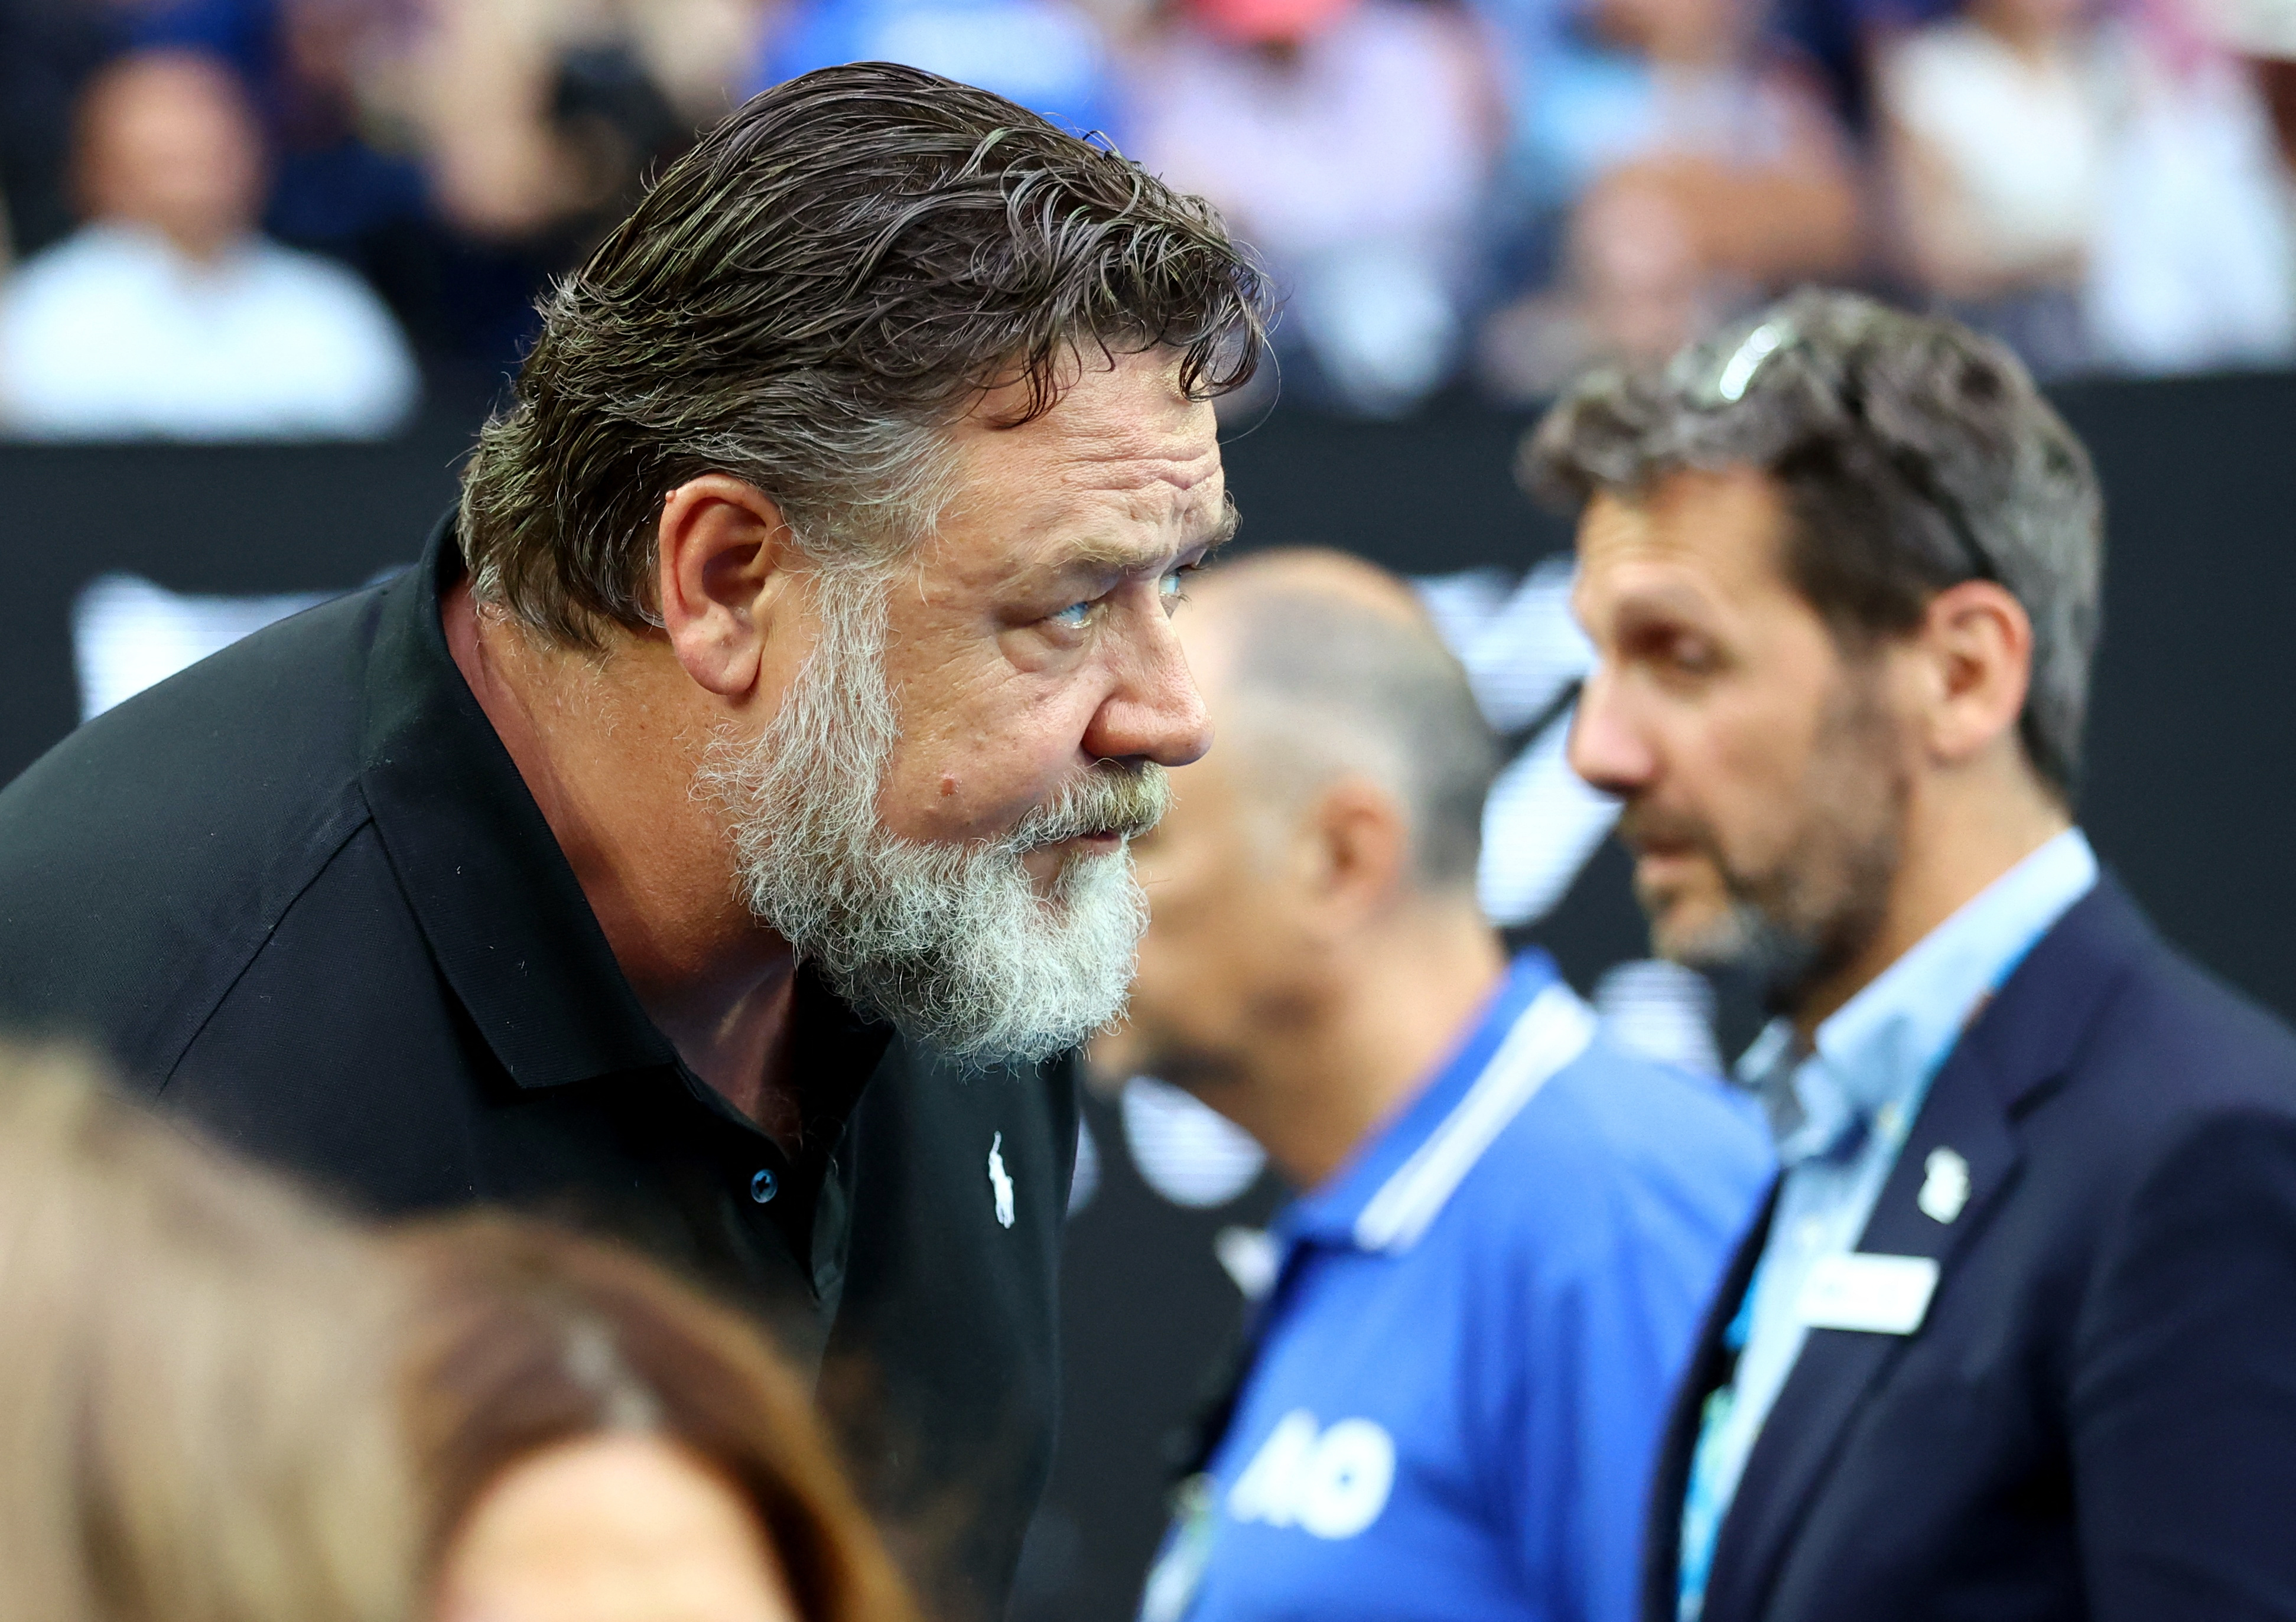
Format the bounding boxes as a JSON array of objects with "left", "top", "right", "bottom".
[
  {"left": 656, "top": 474, "right": 796, "bottom": 699},
  {"left": 1297, "top": 776, "right": 1412, "bottom": 933},
  {"left": 1917, "top": 579, "right": 2033, "bottom": 766}
]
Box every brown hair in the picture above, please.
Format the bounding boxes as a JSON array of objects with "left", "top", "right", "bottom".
[
  {"left": 392, "top": 1214, "right": 917, "bottom": 1622},
  {"left": 459, "top": 60, "right": 1272, "bottom": 648},
  {"left": 0, "top": 1044, "right": 415, "bottom": 1622},
  {"left": 1525, "top": 287, "right": 2102, "bottom": 800}
]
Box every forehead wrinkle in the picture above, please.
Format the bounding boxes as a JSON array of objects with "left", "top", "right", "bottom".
[
  {"left": 915, "top": 473, "right": 1222, "bottom": 601},
  {"left": 932, "top": 361, "right": 1223, "bottom": 591},
  {"left": 1580, "top": 496, "right": 1745, "bottom": 612},
  {"left": 955, "top": 406, "right": 1219, "bottom": 509},
  {"left": 1042, "top": 489, "right": 1230, "bottom": 579},
  {"left": 1611, "top": 579, "right": 1727, "bottom": 626},
  {"left": 1054, "top": 432, "right": 1222, "bottom": 493},
  {"left": 1023, "top": 456, "right": 1227, "bottom": 569}
]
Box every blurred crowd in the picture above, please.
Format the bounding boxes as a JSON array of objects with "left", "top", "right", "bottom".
[
  {"left": 5, "top": 0, "right": 2296, "bottom": 431},
  {"left": 0, "top": 1042, "right": 915, "bottom": 1622}
]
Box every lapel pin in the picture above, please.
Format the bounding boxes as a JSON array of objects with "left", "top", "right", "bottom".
[{"left": 1918, "top": 1146, "right": 1971, "bottom": 1224}]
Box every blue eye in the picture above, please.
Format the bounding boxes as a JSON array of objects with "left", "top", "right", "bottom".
[{"left": 1049, "top": 600, "right": 1095, "bottom": 630}]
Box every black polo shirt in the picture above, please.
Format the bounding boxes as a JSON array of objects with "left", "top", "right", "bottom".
[{"left": 0, "top": 517, "right": 1077, "bottom": 1622}]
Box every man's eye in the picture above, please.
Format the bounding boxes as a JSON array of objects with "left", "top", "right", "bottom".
[
  {"left": 1158, "top": 566, "right": 1193, "bottom": 611},
  {"left": 1669, "top": 635, "right": 1719, "bottom": 674},
  {"left": 1625, "top": 622, "right": 1719, "bottom": 677},
  {"left": 1049, "top": 600, "right": 1097, "bottom": 631}
]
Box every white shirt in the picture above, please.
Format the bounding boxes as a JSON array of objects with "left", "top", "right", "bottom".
[
  {"left": 1881, "top": 21, "right": 2104, "bottom": 271},
  {"left": 1130, "top": 2, "right": 1487, "bottom": 262},
  {"left": 1, "top": 222, "right": 418, "bottom": 441}
]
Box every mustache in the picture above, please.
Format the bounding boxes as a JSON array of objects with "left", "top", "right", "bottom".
[
  {"left": 1006, "top": 763, "right": 1170, "bottom": 852},
  {"left": 1615, "top": 800, "right": 1771, "bottom": 913},
  {"left": 1615, "top": 800, "right": 1719, "bottom": 861}
]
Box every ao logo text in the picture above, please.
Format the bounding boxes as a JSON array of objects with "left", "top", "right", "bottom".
[{"left": 1227, "top": 1409, "right": 1397, "bottom": 1540}]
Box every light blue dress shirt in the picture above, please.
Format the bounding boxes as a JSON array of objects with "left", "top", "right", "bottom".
[{"left": 1676, "top": 828, "right": 2100, "bottom": 1621}]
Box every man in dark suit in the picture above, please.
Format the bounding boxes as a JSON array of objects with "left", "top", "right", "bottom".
[{"left": 1529, "top": 286, "right": 2296, "bottom": 1622}]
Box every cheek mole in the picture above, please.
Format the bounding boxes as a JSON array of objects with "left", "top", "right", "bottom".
[{"left": 939, "top": 773, "right": 959, "bottom": 799}]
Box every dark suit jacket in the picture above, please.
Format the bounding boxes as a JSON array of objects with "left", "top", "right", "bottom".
[{"left": 1644, "top": 874, "right": 2296, "bottom": 1622}]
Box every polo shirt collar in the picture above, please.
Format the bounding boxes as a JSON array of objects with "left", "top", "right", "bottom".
[
  {"left": 1282, "top": 949, "right": 1592, "bottom": 1255},
  {"left": 356, "top": 514, "right": 890, "bottom": 1101}
]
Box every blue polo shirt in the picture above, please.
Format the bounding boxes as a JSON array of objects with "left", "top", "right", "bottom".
[{"left": 1141, "top": 951, "right": 1774, "bottom": 1622}]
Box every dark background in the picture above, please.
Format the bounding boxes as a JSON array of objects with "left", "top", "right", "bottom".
[{"left": 4, "top": 372, "right": 2291, "bottom": 1621}]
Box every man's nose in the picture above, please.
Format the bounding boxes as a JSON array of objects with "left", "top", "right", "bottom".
[
  {"left": 1084, "top": 613, "right": 1213, "bottom": 768},
  {"left": 1566, "top": 666, "right": 1657, "bottom": 797}
]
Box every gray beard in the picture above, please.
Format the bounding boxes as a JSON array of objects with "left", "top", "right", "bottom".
[
  {"left": 1689, "top": 895, "right": 1842, "bottom": 1017},
  {"left": 695, "top": 568, "right": 1166, "bottom": 1067}
]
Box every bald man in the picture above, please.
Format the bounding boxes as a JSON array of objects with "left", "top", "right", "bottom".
[{"left": 1105, "top": 550, "right": 1772, "bottom": 1622}]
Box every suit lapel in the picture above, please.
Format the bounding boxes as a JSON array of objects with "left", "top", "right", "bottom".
[
  {"left": 1697, "top": 1047, "right": 2021, "bottom": 1622},
  {"left": 1696, "top": 876, "right": 2147, "bottom": 1622},
  {"left": 1641, "top": 1183, "right": 1780, "bottom": 1622}
]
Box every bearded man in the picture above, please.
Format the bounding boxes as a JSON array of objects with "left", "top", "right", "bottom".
[
  {"left": 0, "top": 64, "right": 1267, "bottom": 1620},
  {"left": 1539, "top": 288, "right": 2296, "bottom": 1622}
]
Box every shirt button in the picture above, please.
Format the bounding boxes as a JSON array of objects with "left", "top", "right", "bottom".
[{"left": 750, "top": 1168, "right": 779, "bottom": 1204}]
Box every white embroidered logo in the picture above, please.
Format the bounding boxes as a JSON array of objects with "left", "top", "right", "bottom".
[
  {"left": 988, "top": 1132, "right": 1016, "bottom": 1229},
  {"left": 1225, "top": 1410, "right": 1396, "bottom": 1539},
  {"left": 1918, "top": 1146, "right": 1972, "bottom": 1224}
]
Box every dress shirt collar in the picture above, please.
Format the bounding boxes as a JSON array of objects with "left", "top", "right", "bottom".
[{"left": 1737, "top": 827, "right": 2099, "bottom": 1164}]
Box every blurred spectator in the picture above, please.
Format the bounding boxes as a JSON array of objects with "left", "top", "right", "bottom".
[
  {"left": 2084, "top": 0, "right": 2296, "bottom": 372},
  {"left": 397, "top": 1215, "right": 919, "bottom": 1622},
  {"left": 0, "top": 1044, "right": 415, "bottom": 1622},
  {"left": 1878, "top": 0, "right": 2295, "bottom": 376},
  {"left": 1107, "top": 552, "right": 1770, "bottom": 1622},
  {"left": 1476, "top": 0, "right": 1858, "bottom": 398},
  {"left": 1127, "top": 0, "right": 1498, "bottom": 416},
  {"left": 0, "top": 1037, "right": 917, "bottom": 1622},
  {"left": 105, "top": 0, "right": 758, "bottom": 374},
  {"left": 399, "top": 0, "right": 758, "bottom": 367},
  {"left": 408, "top": 0, "right": 755, "bottom": 242},
  {"left": 1876, "top": 0, "right": 2100, "bottom": 372},
  {"left": 128, "top": 0, "right": 461, "bottom": 361},
  {"left": 90, "top": 0, "right": 467, "bottom": 361},
  {"left": 0, "top": 0, "right": 122, "bottom": 263},
  {"left": 0, "top": 48, "right": 419, "bottom": 438},
  {"left": 2232, "top": 0, "right": 2296, "bottom": 168},
  {"left": 755, "top": 0, "right": 1121, "bottom": 136}
]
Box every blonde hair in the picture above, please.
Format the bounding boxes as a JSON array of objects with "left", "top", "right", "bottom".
[{"left": 0, "top": 1045, "right": 417, "bottom": 1622}]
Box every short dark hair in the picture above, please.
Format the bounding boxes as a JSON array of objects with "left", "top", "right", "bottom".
[
  {"left": 1524, "top": 288, "right": 2103, "bottom": 800},
  {"left": 460, "top": 62, "right": 1271, "bottom": 647}
]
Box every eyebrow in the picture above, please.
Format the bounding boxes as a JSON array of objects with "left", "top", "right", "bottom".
[
  {"left": 1615, "top": 582, "right": 1716, "bottom": 620},
  {"left": 1062, "top": 496, "right": 1240, "bottom": 578},
  {"left": 1206, "top": 497, "right": 1242, "bottom": 553},
  {"left": 1573, "top": 576, "right": 1725, "bottom": 637}
]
